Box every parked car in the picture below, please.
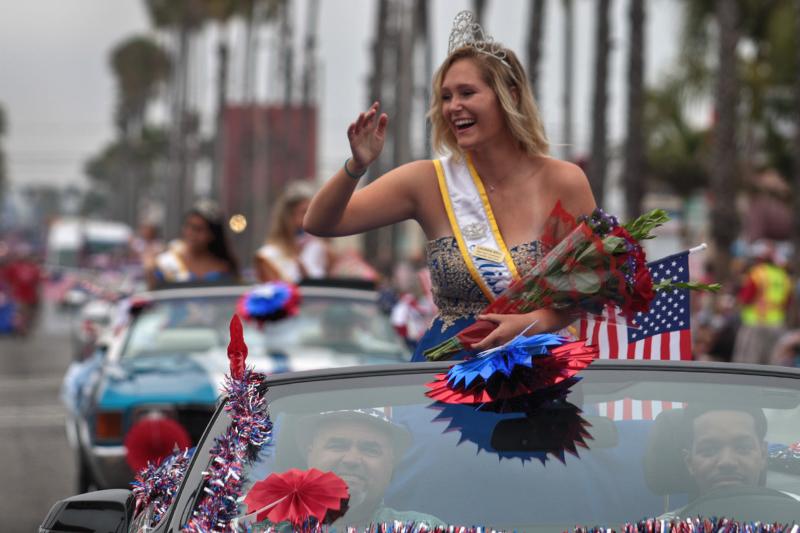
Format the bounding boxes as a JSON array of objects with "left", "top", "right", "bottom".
[
  {"left": 62, "top": 281, "right": 411, "bottom": 493},
  {"left": 44, "top": 360, "right": 800, "bottom": 531}
]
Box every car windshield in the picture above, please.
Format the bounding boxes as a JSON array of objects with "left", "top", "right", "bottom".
[
  {"left": 120, "top": 295, "right": 410, "bottom": 366},
  {"left": 180, "top": 365, "right": 800, "bottom": 530}
]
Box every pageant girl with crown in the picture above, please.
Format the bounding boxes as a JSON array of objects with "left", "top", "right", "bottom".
[{"left": 304, "top": 11, "right": 596, "bottom": 362}]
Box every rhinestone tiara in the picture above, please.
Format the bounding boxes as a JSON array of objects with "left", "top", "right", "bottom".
[{"left": 447, "top": 10, "right": 510, "bottom": 68}]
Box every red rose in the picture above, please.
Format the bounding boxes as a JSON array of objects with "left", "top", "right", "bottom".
[{"left": 628, "top": 267, "right": 655, "bottom": 315}]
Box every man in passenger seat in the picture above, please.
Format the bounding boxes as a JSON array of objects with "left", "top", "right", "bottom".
[{"left": 660, "top": 404, "right": 800, "bottom": 518}]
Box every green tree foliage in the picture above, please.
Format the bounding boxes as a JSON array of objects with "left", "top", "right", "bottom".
[
  {"left": 111, "top": 36, "right": 171, "bottom": 133},
  {"left": 645, "top": 79, "right": 711, "bottom": 199},
  {"left": 677, "top": 0, "right": 797, "bottom": 172},
  {"left": 85, "top": 127, "right": 169, "bottom": 192}
]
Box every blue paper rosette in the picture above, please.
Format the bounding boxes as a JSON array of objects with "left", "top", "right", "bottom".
[{"left": 237, "top": 281, "right": 301, "bottom": 325}]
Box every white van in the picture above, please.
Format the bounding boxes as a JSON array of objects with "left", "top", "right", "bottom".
[{"left": 46, "top": 218, "right": 133, "bottom": 270}]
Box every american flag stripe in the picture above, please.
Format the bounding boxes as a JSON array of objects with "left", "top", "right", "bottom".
[{"left": 597, "top": 399, "right": 682, "bottom": 421}]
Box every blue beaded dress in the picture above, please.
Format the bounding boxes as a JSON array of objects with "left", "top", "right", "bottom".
[{"left": 411, "top": 237, "right": 545, "bottom": 362}]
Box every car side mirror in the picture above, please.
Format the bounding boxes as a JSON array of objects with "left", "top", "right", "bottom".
[{"left": 39, "top": 489, "right": 133, "bottom": 533}]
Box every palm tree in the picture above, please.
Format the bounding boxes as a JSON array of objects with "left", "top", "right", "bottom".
[
  {"left": 526, "top": 0, "right": 547, "bottom": 100},
  {"left": 623, "top": 0, "right": 645, "bottom": 220},
  {"left": 145, "top": 0, "right": 209, "bottom": 237},
  {"left": 109, "top": 35, "right": 171, "bottom": 226},
  {"left": 710, "top": 0, "right": 741, "bottom": 286},
  {"left": 588, "top": 0, "right": 612, "bottom": 205},
  {"left": 203, "top": 0, "right": 240, "bottom": 202},
  {"left": 110, "top": 36, "right": 172, "bottom": 137}
]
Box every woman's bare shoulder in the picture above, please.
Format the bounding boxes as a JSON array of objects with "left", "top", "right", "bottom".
[
  {"left": 539, "top": 157, "right": 596, "bottom": 213},
  {"left": 388, "top": 159, "right": 438, "bottom": 182},
  {"left": 540, "top": 157, "right": 587, "bottom": 183}
]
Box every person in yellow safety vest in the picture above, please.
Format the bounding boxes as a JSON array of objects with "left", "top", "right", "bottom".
[
  {"left": 739, "top": 262, "right": 791, "bottom": 327},
  {"left": 732, "top": 241, "right": 793, "bottom": 365}
]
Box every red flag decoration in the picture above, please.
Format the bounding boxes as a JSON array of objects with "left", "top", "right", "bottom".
[
  {"left": 124, "top": 417, "right": 191, "bottom": 472},
  {"left": 242, "top": 468, "right": 349, "bottom": 527},
  {"left": 228, "top": 314, "right": 248, "bottom": 380},
  {"left": 577, "top": 251, "right": 693, "bottom": 360}
]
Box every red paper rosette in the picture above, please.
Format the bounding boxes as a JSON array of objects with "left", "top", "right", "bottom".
[
  {"left": 124, "top": 417, "right": 192, "bottom": 472},
  {"left": 426, "top": 340, "right": 597, "bottom": 405},
  {"left": 243, "top": 468, "right": 349, "bottom": 527}
]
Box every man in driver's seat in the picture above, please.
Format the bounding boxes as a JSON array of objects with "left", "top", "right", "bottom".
[{"left": 297, "top": 408, "right": 442, "bottom": 528}]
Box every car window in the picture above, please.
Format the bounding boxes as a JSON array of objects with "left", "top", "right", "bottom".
[
  {"left": 261, "top": 298, "right": 409, "bottom": 361},
  {"left": 175, "top": 368, "right": 800, "bottom": 530},
  {"left": 120, "top": 295, "right": 410, "bottom": 365},
  {"left": 121, "top": 296, "right": 243, "bottom": 358}
]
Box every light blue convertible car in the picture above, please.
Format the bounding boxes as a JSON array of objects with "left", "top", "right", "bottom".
[{"left": 61, "top": 281, "right": 411, "bottom": 492}]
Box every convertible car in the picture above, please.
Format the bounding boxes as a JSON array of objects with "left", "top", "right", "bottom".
[
  {"left": 61, "top": 281, "right": 411, "bottom": 493},
  {"left": 43, "top": 360, "right": 800, "bottom": 532}
]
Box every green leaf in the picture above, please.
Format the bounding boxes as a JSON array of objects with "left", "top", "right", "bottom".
[
  {"left": 623, "top": 209, "right": 670, "bottom": 240},
  {"left": 545, "top": 269, "right": 601, "bottom": 294},
  {"left": 602, "top": 236, "right": 627, "bottom": 254},
  {"left": 654, "top": 280, "right": 721, "bottom": 293}
]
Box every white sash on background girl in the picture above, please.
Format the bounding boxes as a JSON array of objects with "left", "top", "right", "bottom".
[
  {"left": 434, "top": 155, "right": 519, "bottom": 301},
  {"left": 154, "top": 248, "right": 191, "bottom": 282}
]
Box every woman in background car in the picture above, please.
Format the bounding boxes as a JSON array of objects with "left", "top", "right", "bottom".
[
  {"left": 145, "top": 200, "right": 240, "bottom": 288},
  {"left": 255, "top": 181, "right": 332, "bottom": 283}
]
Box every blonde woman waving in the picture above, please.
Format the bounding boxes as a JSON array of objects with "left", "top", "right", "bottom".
[{"left": 304, "top": 12, "right": 596, "bottom": 361}]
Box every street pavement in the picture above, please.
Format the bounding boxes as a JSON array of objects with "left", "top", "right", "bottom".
[{"left": 0, "top": 301, "right": 77, "bottom": 532}]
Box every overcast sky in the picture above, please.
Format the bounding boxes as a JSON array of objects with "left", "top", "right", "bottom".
[{"left": 0, "top": 0, "right": 685, "bottom": 189}]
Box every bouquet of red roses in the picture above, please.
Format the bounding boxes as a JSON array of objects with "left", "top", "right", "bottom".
[{"left": 423, "top": 204, "right": 669, "bottom": 361}]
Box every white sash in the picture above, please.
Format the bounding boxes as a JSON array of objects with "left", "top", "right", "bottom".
[
  {"left": 155, "top": 249, "right": 191, "bottom": 282},
  {"left": 434, "top": 155, "right": 519, "bottom": 301}
]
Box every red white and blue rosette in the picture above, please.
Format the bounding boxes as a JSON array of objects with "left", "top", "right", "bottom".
[
  {"left": 237, "top": 281, "right": 301, "bottom": 326},
  {"left": 426, "top": 333, "right": 598, "bottom": 408}
]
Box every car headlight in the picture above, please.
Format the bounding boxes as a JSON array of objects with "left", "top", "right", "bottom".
[{"left": 94, "top": 411, "right": 123, "bottom": 442}]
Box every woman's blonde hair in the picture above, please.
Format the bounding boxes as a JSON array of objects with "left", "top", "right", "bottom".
[
  {"left": 266, "top": 180, "right": 316, "bottom": 254},
  {"left": 428, "top": 44, "right": 549, "bottom": 159}
]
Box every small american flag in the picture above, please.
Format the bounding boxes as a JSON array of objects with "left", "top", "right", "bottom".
[{"left": 577, "top": 251, "right": 693, "bottom": 360}]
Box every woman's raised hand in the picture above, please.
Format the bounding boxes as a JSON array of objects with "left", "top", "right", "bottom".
[{"left": 347, "top": 102, "right": 389, "bottom": 172}]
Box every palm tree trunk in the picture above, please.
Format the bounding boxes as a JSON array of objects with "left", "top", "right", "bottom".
[
  {"left": 301, "top": 0, "right": 319, "bottom": 107},
  {"left": 416, "top": 0, "right": 432, "bottom": 158},
  {"left": 792, "top": 0, "right": 800, "bottom": 319},
  {"left": 363, "top": 0, "right": 391, "bottom": 262},
  {"left": 526, "top": 0, "right": 547, "bottom": 101},
  {"left": 710, "top": 0, "right": 741, "bottom": 286},
  {"left": 212, "top": 28, "right": 229, "bottom": 204},
  {"left": 561, "top": 0, "right": 574, "bottom": 161},
  {"left": 588, "top": 0, "right": 612, "bottom": 205},
  {"left": 472, "top": 0, "right": 488, "bottom": 25},
  {"left": 279, "top": 0, "right": 294, "bottom": 106},
  {"left": 624, "top": 0, "right": 645, "bottom": 220},
  {"left": 167, "top": 24, "right": 190, "bottom": 238}
]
